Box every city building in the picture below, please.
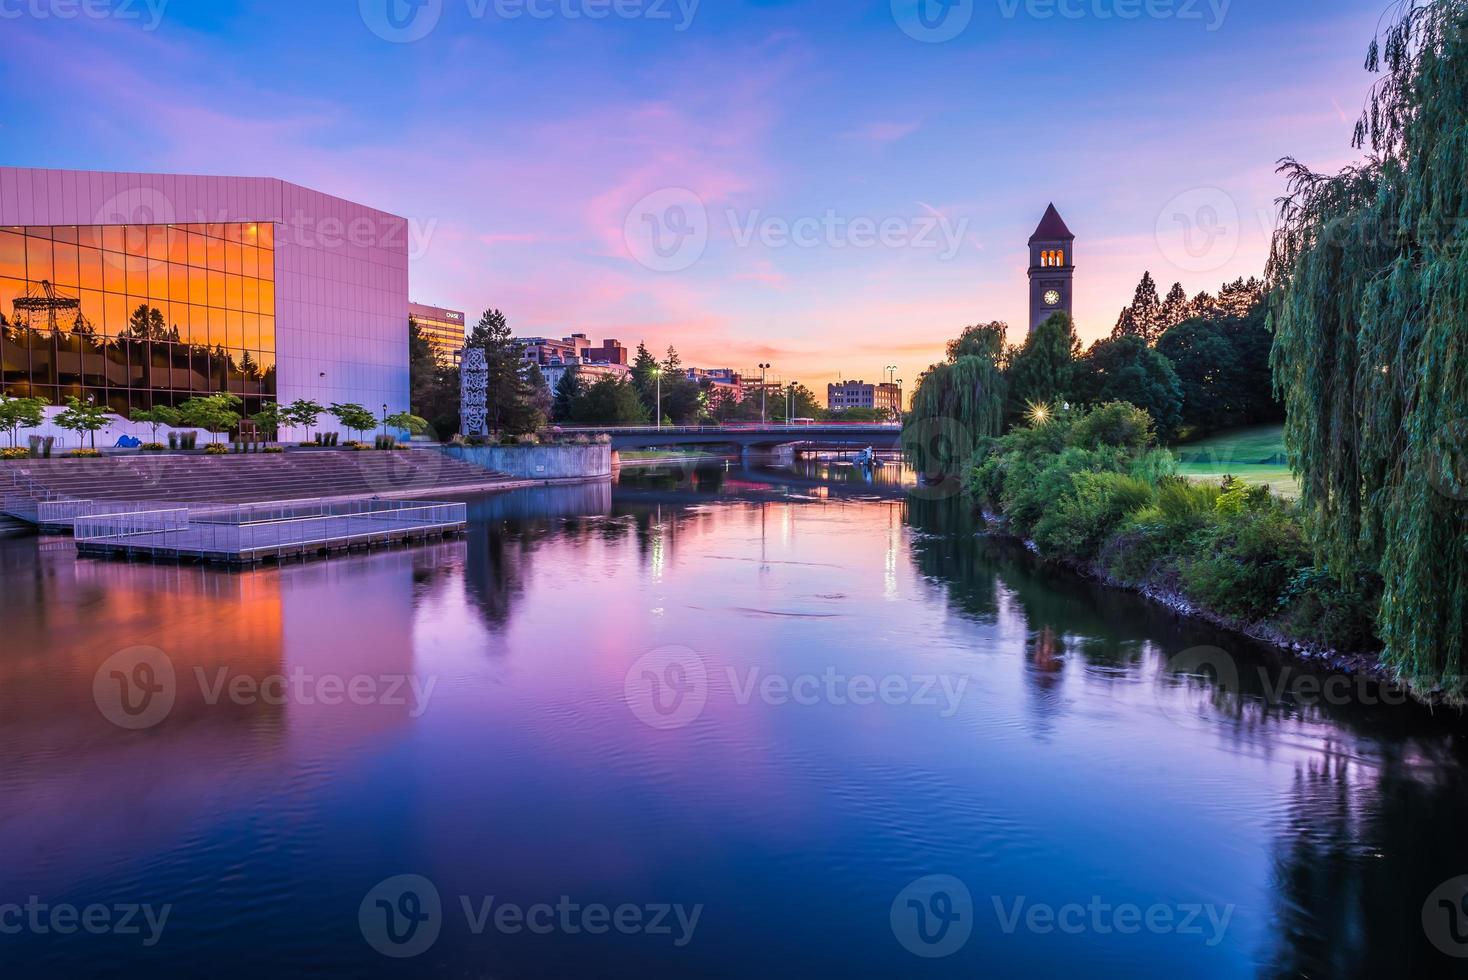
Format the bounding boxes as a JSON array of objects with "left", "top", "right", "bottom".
[
  {"left": 0, "top": 167, "right": 408, "bottom": 441},
  {"left": 1028, "top": 203, "right": 1075, "bottom": 333},
  {"left": 686, "top": 367, "right": 742, "bottom": 401},
  {"left": 827, "top": 379, "right": 902, "bottom": 415},
  {"left": 410, "top": 301, "right": 466, "bottom": 361},
  {"left": 515, "top": 333, "right": 631, "bottom": 393}
]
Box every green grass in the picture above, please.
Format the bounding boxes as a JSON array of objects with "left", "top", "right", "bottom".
[{"left": 1171, "top": 425, "right": 1300, "bottom": 498}]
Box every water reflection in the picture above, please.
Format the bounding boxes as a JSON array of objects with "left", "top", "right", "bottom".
[{"left": 0, "top": 461, "right": 1463, "bottom": 976}]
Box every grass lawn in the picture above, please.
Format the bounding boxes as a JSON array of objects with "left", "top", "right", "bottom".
[{"left": 1171, "top": 424, "right": 1300, "bottom": 498}]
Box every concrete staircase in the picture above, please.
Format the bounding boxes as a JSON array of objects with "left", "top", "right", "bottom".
[{"left": 1, "top": 449, "right": 512, "bottom": 528}]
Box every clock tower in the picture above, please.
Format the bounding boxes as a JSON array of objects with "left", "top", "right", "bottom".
[{"left": 1028, "top": 203, "right": 1075, "bottom": 333}]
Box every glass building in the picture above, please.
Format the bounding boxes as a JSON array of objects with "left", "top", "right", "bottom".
[
  {"left": 408, "top": 301, "right": 467, "bottom": 362},
  {"left": 1, "top": 222, "right": 277, "bottom": 416},
  {"left": 0, "top": 168, "right": 409, "bottom": 442}
]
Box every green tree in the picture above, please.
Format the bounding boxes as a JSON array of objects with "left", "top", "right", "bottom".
[
  {"left": 385, "top": 411, "right": 429, "bottom": 437},
  {"left": 553, "top": 368, "right": 583, "bottom": 421},
  {"left": 1071, "top": 334, "right": 1184, "bottom": 440},
  {"left": 908, "top": 321, "right": 1008, "bottom": 476},
  {"left": 283, "top": 398, "right": 325, "bottom": 443},
  {"left": 572, "top": 376, "right": 650, "bottom": 425},
  {"left": 179, "top": 393, "right": 243, "bottom": 444},
  {"left": 466, "top": 308, "right": 541, "bottom": 435},
  {"left": 408, "top": 319, "right": 457, "bottom": 440},
  {"left": 54, "top": 395, "right": 114, "bottom": 450},
  {"left": 329, "top": 402, "right": 377, "bottom": 442},
  {"left": 1006, "top": 312, "right": 1077, "bottom": 422},
  {"left": 774, "top": 383, "right": 822, "bottom": 422},
  {"left": 1268, "top": 0, "right": 1468, "bottom": 693},
  {"left": 1155, "top": 317, "right": 1239, "bottom": 433},
  {"left": 250, "top": 402, "right": 281, "bottom": 442},
  {"left": 1112, "top": 271, "right": 1163, "bottom": 343},
  {"left": 129, "top": 404, "right": 181, "bottom": 443},
  {"left": 630, "top": 342, "right": 661, "bottom": 416},
  {"left": 0, "top": 395, "right": 46, "bottom": 447}
]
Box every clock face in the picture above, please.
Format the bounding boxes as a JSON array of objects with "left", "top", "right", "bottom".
[{"left": 1043, "top": 289, "right": 1061, "bottom": 307}]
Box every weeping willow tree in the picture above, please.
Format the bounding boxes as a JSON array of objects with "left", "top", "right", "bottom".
[
  {"left": 905, "top": 322, "right": 1008, "bottom": 478},
  {"left": 1268, "top": 0, "right": 1468, "bottom": 694}
]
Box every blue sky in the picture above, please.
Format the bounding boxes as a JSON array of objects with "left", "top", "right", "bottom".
[{"left": 1, "top": 0, "right": 1391, "bottom": 385}]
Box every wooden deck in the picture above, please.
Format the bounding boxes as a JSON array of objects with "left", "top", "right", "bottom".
[{"left": 73, "top": 500, "right": 467, "bottom": 566}]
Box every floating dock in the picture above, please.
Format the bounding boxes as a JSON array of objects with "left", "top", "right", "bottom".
[{"left": 73, "top": 498, "right": 466, "bottom": 565}]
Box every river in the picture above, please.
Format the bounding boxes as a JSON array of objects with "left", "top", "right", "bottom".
[{"left": 1, "top": 460, "right": 1464, "bottom": 977}]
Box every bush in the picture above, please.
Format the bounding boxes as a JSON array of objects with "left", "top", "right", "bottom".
[
  {"left": 1067, "top": 401, "right": 1154, "bottom": 452},
  {"left": 264, "top": 445, "right": 285, "bottom": 454},
  {"left": 1033, "top": 471, "right": 1156, "bottom": 559},
  {"left": 1, "top": 446, "right": 28, "bottom": 460},
  {"left": 204, "top": 443, "right": 230, "bottom": 455},
  {"left": 1180, "top": 498, "right": 1311, "bottom": 622},
  {"left": 1276, "top": 566, "right": 1382, "bottom": 652},
  {"left": 67, "top": 448, "right": 102, "bottom": 458},
  {"left": 141, "top": 442, "right": 167, "bottom": 452}
]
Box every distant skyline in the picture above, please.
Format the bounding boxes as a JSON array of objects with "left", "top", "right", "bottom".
[{"left": 2, "top": 0, "right": 1389, "bottom": 388}]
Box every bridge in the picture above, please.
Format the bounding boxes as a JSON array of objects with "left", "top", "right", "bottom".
[{"left": 559, "top": 423, "right": 904, "bottom": 451}]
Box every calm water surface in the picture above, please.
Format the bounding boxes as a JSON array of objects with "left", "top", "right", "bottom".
[{"left": 1, "top": 460, "right": 1465, "bottom": 977}]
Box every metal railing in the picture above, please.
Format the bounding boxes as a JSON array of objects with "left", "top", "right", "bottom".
[
  {"left": 557, "top": 423, "right": 902, "bottom": 434},
  {"left": 74, "top": 508, "right": 192, "bottom": 541}
]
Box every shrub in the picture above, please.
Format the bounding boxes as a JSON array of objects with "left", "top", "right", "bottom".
[
  {"left": 1067, "top": 401, "right": 1154, "bottom": 452},
  {"left": 1033, "top": 471, "right": 1156, "bottom": 559},
  {"left": 1276, "top": 566, "right": 1382, "bottom": 652},
  {"left": 264, "top": 445, "right": 285, "bottom": 454},
  {"left": 67, "top": 448, "right": 102, "bottom": 458},
  {"left": 1180, "top": 500, "right": 1311, "bottom": 622},
  {"left": 204, "top": 443, "right": 230, "bottom": 455},
  {"left": 141, "top": 442, "right": 167, "bottom": 452},
  {"left": 1, "top": 446, "right": 28, "bottom": 460}
]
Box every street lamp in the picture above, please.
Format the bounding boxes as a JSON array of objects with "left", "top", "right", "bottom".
[
  {"left": 381, "top": 402, "right": 388, "bottom": 439},
  {"left": 758, "top": 363, "right": 771, "bottom": 424},
  {"left": 651, "top": 367, "right": 662, "bottom": 429}
]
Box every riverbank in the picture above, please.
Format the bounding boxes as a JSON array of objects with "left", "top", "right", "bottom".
[{"left": 979, "top": 510, "right": 1397, "bottom": 690}]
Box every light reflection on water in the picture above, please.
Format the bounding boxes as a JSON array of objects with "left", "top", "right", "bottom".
[{"left": 0, "top": 461, "right": 1464, "bottom": 977}]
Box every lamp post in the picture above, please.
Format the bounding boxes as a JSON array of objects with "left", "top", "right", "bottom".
[
  {"left": 381, "top": 403, "right": 388, "bottom": 439},
  {"left": 758, "top": 363, "right": 771, "bottom": 424},
  {"left": 652, "top": 367, "right": 662, "bottom": 429}
]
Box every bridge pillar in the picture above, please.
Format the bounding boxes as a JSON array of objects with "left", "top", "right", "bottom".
[{"left": 742, "top": 444, "right": 795, "bottom": 466}]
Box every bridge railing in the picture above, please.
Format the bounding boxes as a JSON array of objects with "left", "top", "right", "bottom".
[{"left": 557, "top": 423, "right": 902, "bottom": 434}]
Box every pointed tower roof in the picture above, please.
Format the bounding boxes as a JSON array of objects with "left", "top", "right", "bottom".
[{"left": 1028, "top": 203, "right": 1075, "bottom": 244}]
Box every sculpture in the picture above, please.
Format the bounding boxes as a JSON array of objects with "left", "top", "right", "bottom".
[{"left": 459, "top": 347, "right": 489, "bottom": 437}]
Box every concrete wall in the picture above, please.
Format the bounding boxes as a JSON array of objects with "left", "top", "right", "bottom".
[{"left": 444, "top": 444, "right": 612, "bottom": 481}]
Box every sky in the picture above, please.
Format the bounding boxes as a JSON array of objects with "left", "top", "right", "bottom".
[{"left": 0, "top": 0, "right": 1394, "bottom": 391}]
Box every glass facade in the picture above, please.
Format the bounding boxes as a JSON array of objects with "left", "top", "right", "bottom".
[
  {"left": 409, "top": 303, "right": 467, "bottom": 362},
  {"left": 0, "top": 221, "right": 276, "bottom": 417}
]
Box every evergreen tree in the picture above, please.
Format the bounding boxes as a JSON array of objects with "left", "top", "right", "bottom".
[
  {"left": 1269, "top": 0, "right": 1468, "bottom": 692},
  {"left": 408, "top": 317, "right": 457, "bottom": 439},
  {"left": 571, "top": 376, "right": 649, "bottom": 425},
  {"left": 466, "top": 308, "right": 541, "bottom": 435},
  {"left": 553, "top": 368, "right": 583, "bottom": 422},
  {"left": 1160, "top": 281, "right": 1192, "bottom": 331},
  {"left": 1007, "top": 312, "right": 1077, "bottom": 420},
  {"left": 1071, "top": 334, "right": 1184, "bottom": 440},
  {"left": 1112, "top": 271, "right": 1163, "bottom": 343},
  {"left": 630, "top": 341, "right": 660, "bottom": 417}
]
